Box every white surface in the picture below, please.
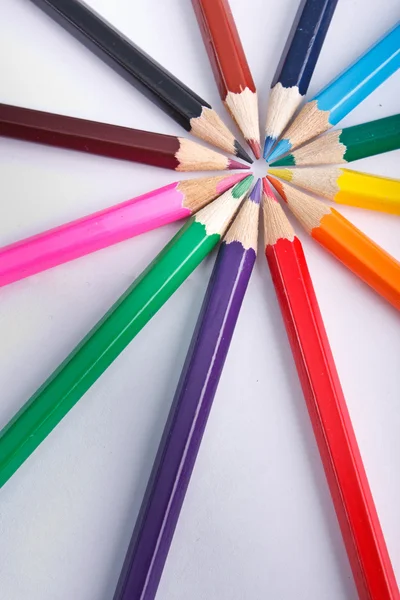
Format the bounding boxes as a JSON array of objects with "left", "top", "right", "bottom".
[{"left": 0, "top": 0, "right": 400, "bottom": 598}]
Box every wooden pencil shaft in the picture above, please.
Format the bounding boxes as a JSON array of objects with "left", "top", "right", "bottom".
[
  {"left": 114, "top": 234, "right": 257, "bottom": 600},
  {"left": 271, "top": 0, "right": 338, "bottom": 93},
  {"left": 339, "top": 113, "right": 400, "bottom": 162},
  {"left": 0, "top": 102, "right": 182, "bottom": 169},
  {"left": 313, "top": 209, "right": 400, "bottom": 310},
  {"left": 266, "top": 236, "right": 399, "bottom": 600},
  {"left": 29, "top": 0, "right": 210, "bottom": 129},
  {"left": 192, "top": 0, "right": 255, "bottom": 97}
]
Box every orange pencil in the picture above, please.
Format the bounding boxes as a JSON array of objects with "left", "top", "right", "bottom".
[{"left": 267, "top": 176, "right": 400, "bottom": 311}]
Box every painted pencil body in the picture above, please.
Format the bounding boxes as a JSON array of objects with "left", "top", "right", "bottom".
[
  {"left": 0, "top": 103, "right": 248, "bottom": 172},
  {"left": 270, "top": 114, "right": 400, "bottom": 166},
  {"left": 193, "top": 0, "right": 260, "bottom": 158},
  {"left": 263, "top": 0, "right": 338, "bottom": 159},
  {"left": 0, "top": 174, "right": 249, "bottom": 288},
  {"left": 268, "top": 22, "right": 400, "bottom": 162},
  {"left": 29, "top": 0, "right": 252, "bottom": 162},
  {"left": 268, "top": 176, "right": 400, "bottom": 310},
  {"left": 113, "top": 181, "right": 260, "bottom": 600},
  {"left": 262, "top": 179, "right": 399, "bottom": 600},
  {"left": 268, "top": 166, "right": 400, "bottom": 214},
  {"left": 0, "top": 176, "right": 253, "bottom": 489}
]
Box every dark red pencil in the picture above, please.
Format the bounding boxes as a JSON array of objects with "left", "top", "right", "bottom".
[
  {"left": 192, "top": 0, "right": 260, "bottom": 158},
  {"left": 262, "top": 178, "right": 399, "bottom": 600},
  {"left": 0, "top": 103, "right": 248, "bottom": 172}
]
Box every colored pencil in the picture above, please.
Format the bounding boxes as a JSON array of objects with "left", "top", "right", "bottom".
[
  {"left": 262, "top": 177, "right": 399, "bottom": 600},
  {"left": 268, "top": 166, "right": 400, "bottom": 215},
  {"left": 192, "top": 0, "right": 261, "bottom": 158},
  {"left": 113, "top": 180, "right": 261, "bottom": 600},
  {"left": 268, "top": 22, "right": 400, "bottom": 163},
  {"left": 268, "top": 176, "right": 400, "bottom": 311},
  {"left": 0, "top": 175, "right": 253, "bottom": 489},
  {"left": 29, "top": 0, "right": 252, "bottom": 162},
  {"left": 0, "top": 103, "right": 248, "bottom": 172},
  {"left": 0, "top": 173, "right": 249, "bottom": 288},
  {"left": 263, "top": 0, "right": 338, "bottom": 159},
  {"left": 270, "top": 114, "right": 400, "bottom": 166}
]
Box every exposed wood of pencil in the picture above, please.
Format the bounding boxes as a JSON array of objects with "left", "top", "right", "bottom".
[
  {"left": 28, "top": 0, "right": 252, "bottom": 162},
  {"left": 262, "top": 178, "right": 399, "bottom": 600},
  {"left": 0, "top": 103, "right": 248, "bottom": 172},
  {"left": 0, "top": 173, "right": 249, "bottom": 288},
  {"left": 270, "top": 114, "right": 400, "bottom": 167},
  {"left": 192, "top": 0, "right": 260, "bottom": 157},
  {"left": 268, "top": 166, "right": 400, "bottom": 215},
  {"left": 0, "top": 175, "right": 254, "bottom": 490},
  {"left": 263, "top": 0, "right": 338, "bottom": 158},
  {"left": 268, "top": 176, "right": 400, "bottom": 311},
  {"left": 113, "top": 180, "right": 261, "bottom": 600}
]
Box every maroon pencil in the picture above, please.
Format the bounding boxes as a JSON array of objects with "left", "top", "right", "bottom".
[{"left": 0, "top": 103, "right": 248, "bottom": 172}]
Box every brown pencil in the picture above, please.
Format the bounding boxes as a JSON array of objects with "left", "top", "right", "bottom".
[{"left": 0, "top": 103, "right": 248, "bottom": 172}]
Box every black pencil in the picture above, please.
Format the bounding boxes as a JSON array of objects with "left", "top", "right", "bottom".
[{"left": 29, "top": 0, "right": 252, "bottom": 163}]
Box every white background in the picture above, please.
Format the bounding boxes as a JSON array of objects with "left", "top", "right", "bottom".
[{"left": 0, "top": 1, "right": 399, "bottom": 598}]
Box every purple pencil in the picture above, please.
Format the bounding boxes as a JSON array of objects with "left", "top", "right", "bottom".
[{"left": 113, "top": 179, "right": 261, "bottom": 600}]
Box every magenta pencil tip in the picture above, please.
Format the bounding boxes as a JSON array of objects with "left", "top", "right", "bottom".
[
  {"left": 248, "top": 139, "right": 261, "bottom": 160},
  {"left": 228, "top": 158, "right": 250, "bottom": 170},
  {"left": 249, "top": 178, "right": 262, "bottom": 204}
]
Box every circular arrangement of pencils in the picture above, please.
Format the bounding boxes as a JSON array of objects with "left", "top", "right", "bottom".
[{"left": 1, "top": 1, "right": 399, "bottom": 599}]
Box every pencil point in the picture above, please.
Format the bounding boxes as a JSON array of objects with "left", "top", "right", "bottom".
[
  {"left": 234, "top": 140, "right": 253, "bottom": 164},
  {"left": 263, "top": 136, "right": 276, "bottom": 160},
  {"left": 218, "top": 172, "right": 249, "bottom": 192},
  {"left": 228, "top": 159, "right": 250, "bottom": 170},
  {"left": 262, "top": 177, "right": 277, "bottom": 200},
  {"left": 267, "top": 168, "right": 293, "bottom": 183},
  {"left": 267, "top": 175, "right": 287, "bottom": 201},
  {"left": 267, "top": 138, "right": 292, "bottom": 163},
  {"left": 248, "top": 139, "right": 261, "bottom": 160},
  {"left": 249, "top": 179, "right": 262, "bottom": 204},
  {"left": 232, "top": 174, "right": 254, "bottom": 198},
  {"left": 270, "top": 154, "right": 295, "bottom": 167}
]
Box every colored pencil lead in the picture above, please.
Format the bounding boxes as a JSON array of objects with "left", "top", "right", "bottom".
[
  {"left": 29, "top": 0, "right": 252, "bottom": 162},
  {"left": 268, "top": 165, "right": 400, "bottom": 215},
  {"left": 262, "top": 177, "right": 399, "bottom": 600},
  {"left": 263, "top": 0, "right": 338, "bottom": 159},
  {"left": 0, "top": 175, "right": 254, "bottom": 489},
  {"left": 114, "top": 179, "right": 260, "bottom": 600},
  {"left": 193, "top": 0, "right": 261, "bottom": 158},
  {"left": 270, "top": 114, "right": 400, "bottom": 167},
  {"left": 268, "top": 22, "right": 400, "bottom": 162},
  {"left": 268, "top": 176, "right": 400, "bottom": 311}
]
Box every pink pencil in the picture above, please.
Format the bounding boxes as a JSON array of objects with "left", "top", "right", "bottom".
[{"left": 0, "top": 173, "right": 247, "bottom": 287}]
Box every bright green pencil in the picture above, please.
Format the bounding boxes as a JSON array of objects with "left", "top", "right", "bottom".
[{"left": 0, "top": 175, "right": 253, "bottom": 488}]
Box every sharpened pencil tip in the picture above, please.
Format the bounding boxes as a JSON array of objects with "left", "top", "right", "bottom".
[
  {"left": 249, "top": 179, "right": 262, "bottom": 204},
  {"left": 267, "top": 138, "right": 292, "bottom": 163},
  {"left": 248, "top": 139, "right": 261, "bottom": 160},
  {"left": 234, "top": 140, "right": 253, "bottom": 164},
  {"left": 228, "top": 159, "right": 250, "bottom": 170},
  {"left": 267, "top": 168, "right": 293, "bottom": 183},
  {"left": 270, "top": 154, "right": 295, "bottom": 167},
  {"left": 262, "top": 177, "right": 277, "bottom": 201},
  {"left": 263, "top": 136, "right": 276, "bottom": 160},
  {"left": 266, "top": 175, "right": 287, "bottom": 201}
]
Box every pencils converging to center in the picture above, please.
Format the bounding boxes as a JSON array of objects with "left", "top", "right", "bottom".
[{"left": 2, "top": 1, "right": 400, "bottom": 599}]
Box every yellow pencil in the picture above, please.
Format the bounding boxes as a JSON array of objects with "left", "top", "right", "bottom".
[{"left": 268, "top": 167, "right": 400, "bottom": 215}]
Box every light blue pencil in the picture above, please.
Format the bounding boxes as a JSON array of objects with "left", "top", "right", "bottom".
[{"left": 267, "top": 21, "right": 400, "bottom": 163}]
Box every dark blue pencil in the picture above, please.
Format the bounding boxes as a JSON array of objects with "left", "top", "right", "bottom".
[{"left": 263, "top": 0, "right": 339, "bottom": 159}]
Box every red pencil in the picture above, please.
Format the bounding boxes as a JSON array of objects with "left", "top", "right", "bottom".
[
  {"left": 262, "top": 178, "right": 399, "bottom": 600},
  {"left": 192, "top": 0, "right": 260, "bottom": 158}
]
